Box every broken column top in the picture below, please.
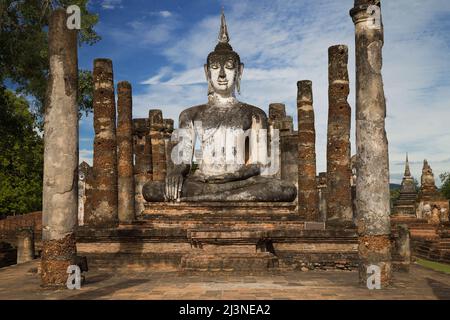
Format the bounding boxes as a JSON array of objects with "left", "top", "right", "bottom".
[
  {"left": 269, "top": 103, "right": 286, "bottom": 120},
  {"left": 328, "top": 45, "right": 349, "bottom": 82},
  {"left": 149, "top": 109, "right": 163, "bottom": 123},
  {"left": 48, "top": 9, "right": 77, "bottom": 52},
  {"left": 78, "top": 161, "right": 92, "bottom": 178},
  {"left": 297, "top": 81, "right": 313, "bottom": 103},
  {"left": 148, "top": 109, "right": 165, "bottom": 131},
  {"left": 354, "top": 0, "right": 380, "bottom": 6},
  {"left": 94, "top": 58, "right": 113, "bottom": 71},
  {"left": 317, "top": 172, "right": 327, "bottom": 186},
  {"left": 133, "top": 118, "right": 150, "bottom": 136},
  {"left": 163, "top": 119, "right": 174, "bottom": 132},
  {"left": 118, "top": 80, "right": 131, "bottom": 89}
]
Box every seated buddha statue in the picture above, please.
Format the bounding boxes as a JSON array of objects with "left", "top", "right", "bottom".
[{"left": 143, "top": 11, "right": 297, "bottom": 202}]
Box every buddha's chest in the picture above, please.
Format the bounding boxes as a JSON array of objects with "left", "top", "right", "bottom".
[{"left": 195, "top": 107, "right": 255, "bottom": 130}]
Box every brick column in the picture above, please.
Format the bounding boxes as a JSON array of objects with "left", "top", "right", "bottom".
[
  {"left": 133, "top": 119, "right": 151, "bottom": 215},
  {"left": 117, "top": 81, "right": 135, "bottom": 222},
  {"left": 149, "top": 110, "right": 166, "bottom": 182},
  {"left": 85, "top": 58, "right": 118, "bottom": 227},
  {"left": 326, "top": 45, "right": 353, "bottom": 226},
  {"left": 297, "top": 81, "right": 319, "bottom": 221}
]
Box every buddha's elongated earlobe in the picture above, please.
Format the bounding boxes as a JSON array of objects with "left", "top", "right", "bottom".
[
  {"left": 236, "top": 63, "right": 244, "bottom": 95},
  {"left": 204, "top": 64, "right": 213, "bottom": 96}
]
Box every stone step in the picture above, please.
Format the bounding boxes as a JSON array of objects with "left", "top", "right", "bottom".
[
  {"left": 77, "top": 225, "right": 356, "bottom": 244},
  {"left": 142, "top": 214, "right": 304, "bottom": 221},
  {"left": 80, "top": 250, "right": 360, "bottom": 272},
  {"left": 143, "top": 202, "right": 297, "bottom": 216},
  {"left": 180, "top": 252, "right": 279, "bottom": 272},
  {"left": 140, "top": 220, "right": 307, "bottom": 232},
  {"left": 434, "top": 244, "right": 450, "bottom": 250},
  {"left": 76, "top": 223, "right": 358, "bottom": 273},
  {"left": 398, "top": 194, "right": 417, "bottom": 199},
  {"left": 188, "top": 230, "right": 269, "bottom": 240},
  {"left": 79, "top": 252, "right": 183, "bottom": 272}
]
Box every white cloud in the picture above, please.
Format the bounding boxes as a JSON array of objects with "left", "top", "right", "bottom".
[
  {"left": 101, "top": 0, "right": 123, "bottom": 10},
  {"left": 80, "top": 149, "right": 93, "bottom": 166},
  {"left": 159, "top": 10, "right": 172, "bottom": 18},
  {"left": 148, "top": 10, "right": 173, "bottom": 18},
  {"left": 105, "top": 12, "right": 179, "bottom": 46},
  {"left": 133, "top": 0, "right": 450, "bottom": 185}
]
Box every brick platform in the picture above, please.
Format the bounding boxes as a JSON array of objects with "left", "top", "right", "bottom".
[{"left": 77, "top": 202, "right": 357, "bottom": 272}]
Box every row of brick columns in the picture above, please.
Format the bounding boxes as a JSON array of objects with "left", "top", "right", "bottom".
[
  {"left": 296, "top": 44, "right": 353, "bottom": 226},
  {"left": 133, "top": 111, "right": 174, "bottom": 214},
  {"left": 83, "top": 59, "right": 136, "bottom": 227}
]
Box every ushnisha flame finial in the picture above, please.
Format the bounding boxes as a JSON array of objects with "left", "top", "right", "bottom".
[{"left": 218, "top": 8, "right": 230, "bottom": 44}]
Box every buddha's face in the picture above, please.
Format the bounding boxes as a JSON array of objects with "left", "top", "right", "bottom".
[{"left": 205, "top": 55, "right": 243, "bottom": 97}]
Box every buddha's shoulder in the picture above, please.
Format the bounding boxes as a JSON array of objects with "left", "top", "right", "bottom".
[
  {"left": 179, "top": 104, "right": 208, "bottom": 121},
  {"left": 239, "top": 102, "right": 268, "bottom": 119}
]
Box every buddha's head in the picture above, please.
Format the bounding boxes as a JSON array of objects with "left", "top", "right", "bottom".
[{"left": 205, "top": 10, "right": 244, "bottom": 98}]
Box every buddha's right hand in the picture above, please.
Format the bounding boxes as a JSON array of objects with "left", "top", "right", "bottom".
[{"left": 165, "top": 173, "right": 184, "bottom": 202}]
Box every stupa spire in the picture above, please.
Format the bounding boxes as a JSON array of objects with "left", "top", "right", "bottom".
[
  {"left": 218, "top": 8, "right": 230, "bottom": 44},
  {"left": 404, "top": 153, "right": 411, "bottom": 177}
]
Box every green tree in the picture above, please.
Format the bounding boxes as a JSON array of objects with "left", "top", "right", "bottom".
[
  {"left": 440, "top": 172, "right": 450, "bottom": 200},
  {"left": 390, "top": 189, "right": 400, "bottom": 203},
  {"left": 0, "top": 87, "right": 43, "bottom": 217},
  {"left": 414, "top": 178, "right": 419, "bottom": 191},
  {"left": 0, "top": 0, "right": 99, "bottom": 123}
]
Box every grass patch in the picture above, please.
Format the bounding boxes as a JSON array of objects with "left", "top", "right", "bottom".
[{"left": 416, "top": 258, "right": 450, "bottom": 274}]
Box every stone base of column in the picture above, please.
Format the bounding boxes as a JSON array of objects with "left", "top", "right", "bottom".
[
  {"left": 16, "top": 227, "right": 35, "bottom": 264},
  {"left": 135, "top": 174, "right": 150, "bottom": 217},
  {"left": 358, "top": 234, "right": 392, "bottom": 287},
  {"left": 40, "top": 233, "right": 77, "bottom": 288},
  {"left": 392, "top": 224, "right": 411, "bottom": 272}
]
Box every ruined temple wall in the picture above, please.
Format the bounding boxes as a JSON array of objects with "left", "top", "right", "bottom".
[
  {"left": 131, "top": 112, "right": 173, "bottom": 214},
  {"left": 148, "top": 110, "right": 166, "bottom": 182},
  {"left": 269, "top": 103, "right": 298, "bottom": 199},
  {"left": 0, "top": 212, "right": 42, "bottom": 247}
]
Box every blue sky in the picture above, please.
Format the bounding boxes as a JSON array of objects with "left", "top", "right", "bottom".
[{"left": 79, "top": 0, "right": 450, "bottom": 185}]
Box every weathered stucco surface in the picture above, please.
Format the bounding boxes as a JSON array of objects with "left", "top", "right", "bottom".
[
  {"left": 350, "top": 0, "right": 392, "bottom": 285},
  {"left": 41, "top": 9, "right": 78, "bottom": 286}
]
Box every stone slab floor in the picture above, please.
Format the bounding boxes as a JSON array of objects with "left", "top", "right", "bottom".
[{"left": 0, "top": 261, "right": 449, "bottom": 300}]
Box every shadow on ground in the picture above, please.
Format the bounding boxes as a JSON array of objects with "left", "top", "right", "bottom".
[
  {"left": 64, "top": 278, "right": 150, "bottom": 300},
  {"left": 426, "top": 278, "right": 450, "bottom": 300}
]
